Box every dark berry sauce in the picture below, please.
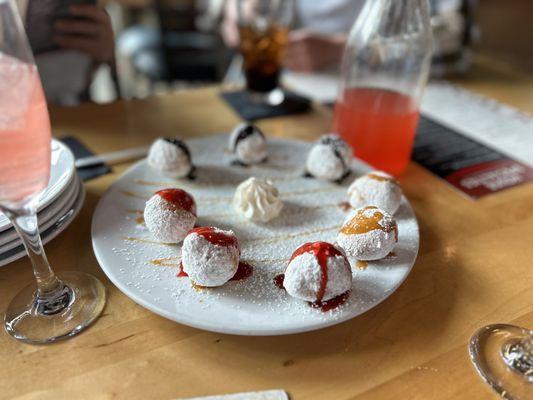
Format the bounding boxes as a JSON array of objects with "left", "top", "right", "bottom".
[
  {"left": 232, "top": 124, "right": 264, "bottom": 151},
  {"left": 309, "top": 291, "right": 350, "bottom": 312},
  {"left": 274, "top": 273, "right": 285, "bottom": 289},
  {"left": 164, "top": 138, "right": 191, "bottom": 161}
]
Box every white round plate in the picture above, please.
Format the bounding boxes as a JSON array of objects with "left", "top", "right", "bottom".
[
  {"left": 92, "top": 135, "right": 419, "bottom": 336},
  {"left": 0, "top": 173, "right": 79, "bottom": 249},
  {"left": 0, "top": 139, "right": 75, "bottom": 233},
  {"left": 0, "top": 176, "right": 85, "bottom": 267}
]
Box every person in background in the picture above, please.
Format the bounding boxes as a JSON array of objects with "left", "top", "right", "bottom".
[
  {"left": 222, "top": 0, "right": 365, "bottom": 73},
  {"left": 16, "top": 0, "right": 115, "bottom": 106}
]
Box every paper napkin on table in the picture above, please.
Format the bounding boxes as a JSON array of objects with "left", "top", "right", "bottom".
[{"left": 178, "top": 389, "right": 289, "bottom": 400}]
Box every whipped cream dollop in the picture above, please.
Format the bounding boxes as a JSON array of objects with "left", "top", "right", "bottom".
[{"left": 233, "top": 177, "right": 283, "bottom": 222}]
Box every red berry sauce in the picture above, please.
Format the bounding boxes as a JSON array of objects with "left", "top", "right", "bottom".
[
  {"left": 177, "top": 262, "right": 188, "bottom": 278},
  {"left": 290, "top": 242, "right": 344, "bottom": 303},
  {"left": 230, "top": 261, "right": 254, "bottom": 281},
  {"left": 156, "top": 188, "right": 197, "bottom": 216},
  {"left": 188, "top": 226, "right": 239, "bottom": 249}
]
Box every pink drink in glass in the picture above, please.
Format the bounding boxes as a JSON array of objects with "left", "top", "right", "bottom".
[
  {"left": 0, "top": 54, "right": 51, "bottom": 205},
  {"left": 1, "top": 0, "right": 105, "bottom": 344}
]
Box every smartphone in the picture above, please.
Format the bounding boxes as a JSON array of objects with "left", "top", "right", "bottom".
[
  {"left": 53, "top": 0, "right": 98, "bottom": 22},
  {"left": 25, "top": 0, "right": 97, "bottom": 54}
]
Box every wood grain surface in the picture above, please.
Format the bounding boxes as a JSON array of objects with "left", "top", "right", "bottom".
[{"left": 1, "top": 58, "right": 532, "bottom": 399}]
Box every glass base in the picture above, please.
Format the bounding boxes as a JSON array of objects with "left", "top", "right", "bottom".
[
  {"left": 247, "top": 88, "right": 285, "bottom": 106},
  {"left": 4, "top": 271, "right": 106, "bottom": 344},
  {"left": 469, "top": 324, "right": 533, "bottom": 400}
]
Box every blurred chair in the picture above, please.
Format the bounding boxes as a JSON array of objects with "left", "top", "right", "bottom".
[
  {"left": 116, "top": 0, "right": 229, "bottom": 95},
  {"left": 156, "top": 0, "right": 226, "bottom": 82}
]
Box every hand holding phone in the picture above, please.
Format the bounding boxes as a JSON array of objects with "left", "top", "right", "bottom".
[
  {"left": 53, "top": 0, "right": 97, "bottom": 22},
  {"left": 53, "top": 3, "right": 115, "bottom": 63}
]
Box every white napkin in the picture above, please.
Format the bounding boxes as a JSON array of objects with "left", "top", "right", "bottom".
[{"left": 179, "top": 389, "right": 289, "bottom": 400}]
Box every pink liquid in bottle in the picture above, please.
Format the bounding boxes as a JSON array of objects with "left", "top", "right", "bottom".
[
  {"left": 334, "top": 87, "right": 420, "bottom": 176},
  {"left": 0, "top": 54, "right": 51, "bottom": 205}
]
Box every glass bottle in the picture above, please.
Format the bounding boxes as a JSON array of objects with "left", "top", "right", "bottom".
[{"left": 333, "top": 0, "right": 432, "bottom": 176}]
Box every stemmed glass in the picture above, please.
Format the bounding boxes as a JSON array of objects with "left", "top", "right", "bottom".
[
  {"left": 0, "top": 0, "right": 105, "bottom": 344},
  {"left": 469, "top": 324, "right": 533, "bottom": 399},
  {"left": 236, "top": 0, "right": 294, "bottom": 105}
]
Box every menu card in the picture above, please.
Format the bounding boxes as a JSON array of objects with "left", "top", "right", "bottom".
[
  {"left": 413, "top": 116, "right": 533, "bottom": 198},
  {"left": 417, "top": 82, "right": 533, "bottom": 198}
]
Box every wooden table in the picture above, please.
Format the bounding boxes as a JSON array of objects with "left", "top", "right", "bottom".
[{"left": 1, "top": 59, "right": 533, "bottom": 399}]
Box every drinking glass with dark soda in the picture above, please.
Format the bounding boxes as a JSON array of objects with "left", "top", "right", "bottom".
[{"left": 237, "top": 0, "right": 293, "bottom": 101}]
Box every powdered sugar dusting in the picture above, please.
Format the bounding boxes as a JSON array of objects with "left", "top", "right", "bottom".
[
  {"left": 144, "top": 194, "right": 196, "bottom": 243},
  {"left": 182, "top": 228, "right": 239, "bottom": 287},
  {"left": 147, "top": 138, "right": 192, "bottom": 178},
  {"left": 284, "top": 252, "right": 352, "bottom": 302},
  {"left": 347, "top": 171, "right": 402, "bottom": 214},
  {"left": 306, "top": 134, "right": 352, "bottom": 182},
  {"left": 92, "top": 134, "right": 420, "bottom": 335}
]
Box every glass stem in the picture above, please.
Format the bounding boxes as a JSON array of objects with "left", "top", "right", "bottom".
[{"left": 8, "top": 208, "right": 62, "bottom": 297}]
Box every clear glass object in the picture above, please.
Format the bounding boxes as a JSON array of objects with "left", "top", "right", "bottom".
[
  {"left": 0, "top": 0, "right": 105, "bottom": 344},
  {"left": 469, "top": 324, "right": 533, "bottom": 399},
  {"left": 333, "top": 0, "right": 433, "bottom": 176},
  {"left": 236, "top": 0, "right": 294, "bottom": 105}
]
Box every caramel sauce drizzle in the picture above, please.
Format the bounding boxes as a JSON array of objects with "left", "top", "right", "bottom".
[
  {"left": 126, "top": 209, "right": 143, "bottom": 215},
  {"left": 150, "top": 257, "right": 179, "bottom": 268},
  {"left": 125, "top": 209, "right": 145, "bottom": 225},
  {"left": 124, "top": 224, "right": 342, "bottom": 250},
  {"left": 340, "top": 206, "right": 397, "bottom": 237},
  {"left": 181, "top": 202, "right": 341, "bottom": 220},
  {"left": 282, "top": 187, "right": 341, "bottom": 198},
  {"left": 367, "top": 173, "right": 399, "bottom": 185},
  {"left": 134, "top": 179, "right": 174, "bottom": 187},
  {"left": 134, "top": 173, "right": 301, "bottom": 187},
  {"left": 191, "top": 282, "right": 206, "bottom": 291},
  {"left": 247, "top": 225, "right": 341, "bottom": 245},
  {"left": 150, "top": 257, "right": 253, "bottom": 283},
  {"left": 249, "top": 257, "right": 288, "bottom": 265},
  {"left": 356, "top": 260, "right": 368, "bottom": 270},
  {"left": 123, "top": 236, "right": 173, "bottom": 246},
  {"left": 199, "top": 212, "right": 234, "bottom": 219},
  {"left": 120, "top": 186, "right": 343, "bottom": 205},
  {"left": 119, "top": 190, "right": 149, "bottom": 200}
]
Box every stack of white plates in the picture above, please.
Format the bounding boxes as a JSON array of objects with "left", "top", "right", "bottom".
[{"left": 0, "top": 140, "right": 85, "bottom": 267}]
